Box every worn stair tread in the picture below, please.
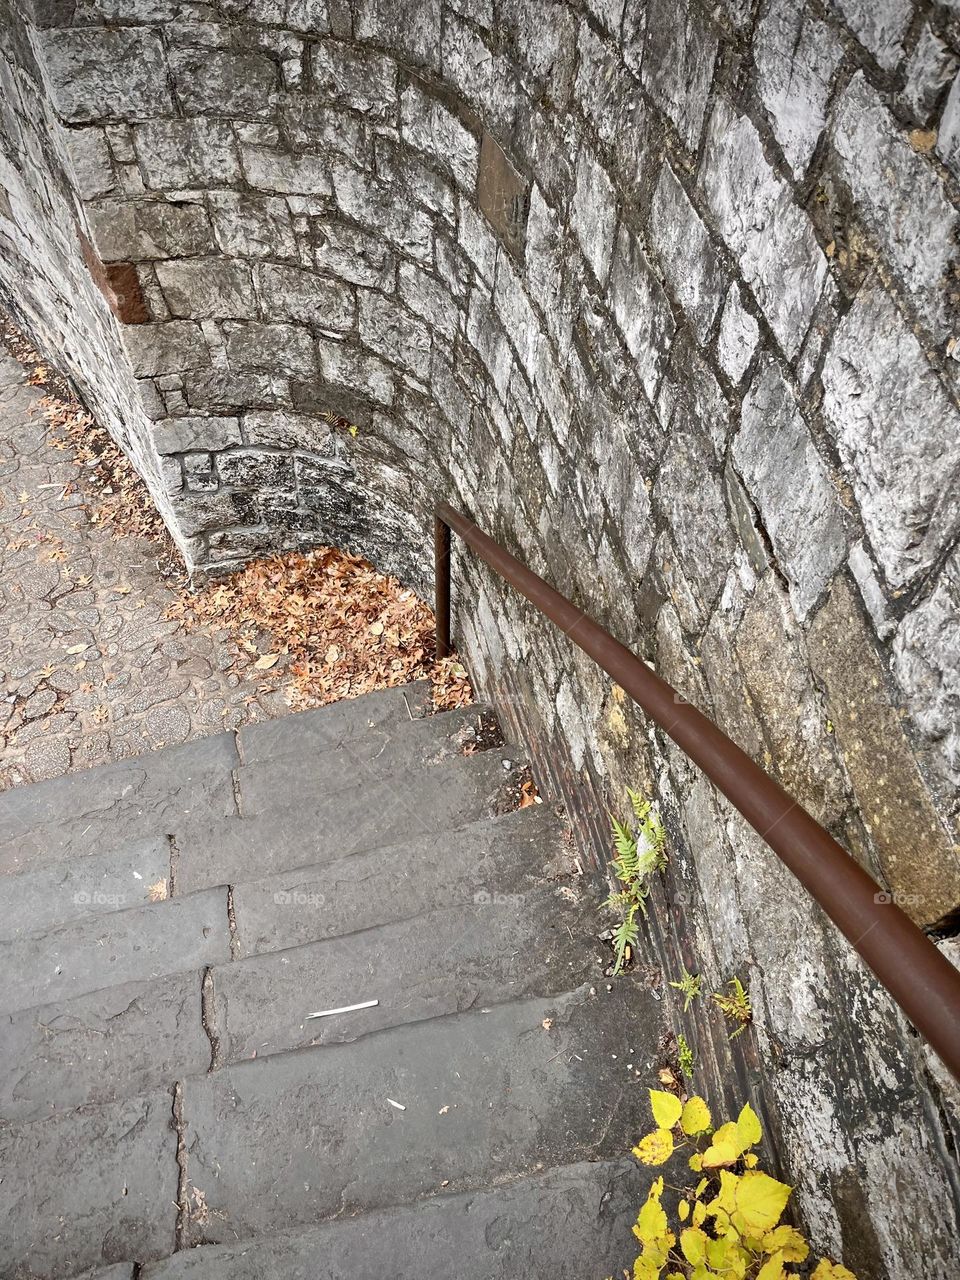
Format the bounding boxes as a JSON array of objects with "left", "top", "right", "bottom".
[
  {"left": 237, "top": 680, "right": 432, "bottom": 764},
  {"left": 140, "top": 1157, "right": 646, "bottom": 1279},
  {"left": 213, "top": 885, "right": 602, "bottom": 1062},
  {"left": 236, "top": 702, "right": 495, "bottom": 815},
  {"left": 0, "top": 836, "right": 171, "bottom": 942},
  {"left": 176, "top": 749, "right": 527, "bottom": 891},
  {"left": 230, "top": 804, "right": 570, "bottom": 953},
  {"left": 0, "top": 1091, "right": 177, "bottom": 1279},
  {"left": 179, "top": 980, "right": 662, "bottom": 1246},
  {"left": 0, "top": 731, "right": 237, "bottom": 853},
  {"left": 0, "top": 971, "right": 211, "bottom": 1125},
  {"left": 0, "top": 887, "right": 231, "bottom": 1016}
]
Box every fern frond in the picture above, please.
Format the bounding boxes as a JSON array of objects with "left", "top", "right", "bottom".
[
  {"left": 610, "top": 815, "right": 637, "bottom": 865},
  {"left": 612, "top": 905, "right": 640, "bottom": 973}
]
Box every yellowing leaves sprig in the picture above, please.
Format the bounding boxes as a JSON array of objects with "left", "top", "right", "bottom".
[{"left": 628, "top": 1090, "right": 858, "bottom": 1279}]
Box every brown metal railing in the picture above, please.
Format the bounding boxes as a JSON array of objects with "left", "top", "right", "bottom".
[{"left": 434, "top": 501, "right": 960, "bottom": 1080}]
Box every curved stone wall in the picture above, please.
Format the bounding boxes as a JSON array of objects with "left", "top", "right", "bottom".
[{"left": 3, "top": 1, "right": 960, "bottom": 1273}]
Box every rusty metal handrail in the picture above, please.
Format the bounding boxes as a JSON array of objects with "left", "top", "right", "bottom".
[{"left": 434, "top": 501, "right": 960, "bottom": 1079}]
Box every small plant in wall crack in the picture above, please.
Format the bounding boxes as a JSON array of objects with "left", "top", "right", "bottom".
[
  {"left": 713, "top": 976, "right": 753, "bottom": 1040},
  {"left": 676, "top": 1033, "right": 695, "bottom": 1080},
  {"left": 602, "top": 789, "right": 667, "bottom": 973},
  {"left": 625, "top": 1090, "right": 859, "bottom": 1279},
  {"left": 669, "top": 966, "right": 702, "bottom": 1012}
]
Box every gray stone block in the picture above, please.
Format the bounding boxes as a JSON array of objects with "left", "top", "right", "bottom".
[
  {"left": 834, "top": 0, "right": 912, "bottom": 71},
  {"left": 178, "top": 979, "right": 661, "bottom": 1244},
  {"left": 122, "top": 321, "right": 210, "bottom": 378},
  {"left": 225, "top": 322, "right": 317, "bottom": 376},
  {"left": 832, "top": 73, "right": 957, "bottom": 333},
  {"left": 754, "top": 0, "right": 843, "bottom": 177},
  {"left": 331, "top": 161, "right": 433, "bottom": 262},
  {"left": 570, "top": 145, "right": 616, "bottom": 285},
  {"left": 0, "top": 970, "right": 209, "bottom": 1123},
  {"left": 209, "top": 192, "right": 297, "bottom": 260},
  {"left": 151, "top": 415, "right": 242, "bottom": 455},
  {"left": 359, "top": 290, "right": 431, "bottom": 377},
  {"left": 241, "top": 146, "right": 332, "bottom": 196},
  {"left": 316, "top": 334, "right": 394, "bottom": 404},
  {"left": 156, "top": 258, "right": 256, "bottom": 320},
  {"left": 0, "top": 1091, "right": 176, "bottom": 1275},
  {"left": 258, "top": 262, "right": 355, "bottom": 330},
  {"left": 63, "top": 126, "right": 115, "bottom": 198},
  {"left": 0, "top": 886, "right": 230, "bottom": 1015},
  {"left": 401, "top": 82, "right": 479, "bottom": 192},
  {"left": 607, "top": 222, "right": 675, "bottom": 401},
  {"left": 40, "top": 27, "right": 172, "bottom": 123},
  {"left": 650, "top": 162, "right": 724, "bottom": 339},
  {"left": 632, "top": 0, "right": 716, "bottom": 152},
  {"left": 169, "top": 48, "right": 278, "bottom": 119},
  {"left": 903, "top": 24, "right": 958, "bottom": 123},
  {"left": 86, "top": 199, "right": 213, "bottom": 262},
  {"left": 701, "top": 96, "right": 827, "bottom": 359},
  {"left": 142, "top": 1159, "right": 646, "bottom": 1280},
  {"left": 312, "top": 219, "right": 396, "bottom": 289},
  {"left": 0, "top": 836, "right": 169, "bottom": 942},
  {"left": 821, "top": 281, "right": 960, "bottom": 587},
  {"left": 309, "top": 41, "right": 399, "bottom": 119},
  {"left": 136, "top": 119, "right": 241, "bottom": 189},
  {"left": 734, "top": 361, "right": 848, "bottom": 618},
  {"left": 716, "top": 284, "right": 759, "bottom": 385}
]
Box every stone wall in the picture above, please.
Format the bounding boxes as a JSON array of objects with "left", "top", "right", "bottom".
[{"left": 3, "top": 0, "right": 960, "bottom": 1274}]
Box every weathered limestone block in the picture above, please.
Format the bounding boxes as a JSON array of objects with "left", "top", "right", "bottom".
[
  {"left": 903, "top": 24, "right": 958, "bottom": 122},
  {"left": 734, "top": 361, "right": 847, "bottom": 619},
  {"left": 892, "top": 549, "right": 960, "bottom": 803},
  {"left": 313, "top": 220, "right": 396, "bottom": 290},
  {"left": 607, "top": 223, "right": 675, "bottom": 402},
  {"left": 121, "top": 321, "right": 210, "bottom": 378},
  {"left": 833, "top": 0, "right": 912, "bottom": 71},
  {"left": 701, "top": 97, "right": 827, "bottom": 360},
  {"left": 754, "top": 0, "right": 844, "bottom": 177},
  {"left": 169, "top": 48, "right": 278, "bottom": 119},
  {"left": 574, "top": 22, "right": 651, "bottom": 199},
  {"left": 225, "top": 322, "right": 317, "bottom": 376},
  {"left": 309, "top": 41, "right": 398, "bottom": 119},
  {"left": 39, "top": 27, "right": 172, "bottom": 123},
  {"left": 400, "top": 83, "right": 478, "bottom": 193},
  {"left": 156, "top": 258, "right": 256, "bottom": 320},
  {"left": 808, "top": 579, "right": 960, "bottom": 925},
  {"left": 331, "top": 163, "right": 433, "bottom": 262},
  {"left": 831, "top": 73, "right": 957, "bottom": 333},
  {"left": 257, "top": 263, "right": 355, "bottom": 330},
  {"left": 650, "top": 163, "right": 724, "bottom": 340},
  {"left": 241, "top": 147, "right": 332, "bottom": 197},
  {"left": 150, "top": 416, "right": 242, "bottom": 455},
  {"left": 136, "top": 120, "right": 241, "bottom": 189},
  {"left": 316, "top": 337, "right": 394, "bottom": 406},
  {"left": 86, "top": 200, "right": 213, "bottom": 262},
  {"left": 570, "top": 146, "right": 616, "bottom": 286},
  {"left": 184, "top": 368, "right": 290, "bottom": 412},
  {"left": 62, "top": 127, "right": 115, "bottom": 198},
  {"left": 715, "top": 284, "right": 758, "bottom": 385},
  {"left": 170, "top": 489, "right": 258, "bottom": 536},
  {"left": 209, "top": 192, "right": 297, "bottom": 261},
  {"left": 353, "top": 0, "right": 441, "bottom": 69},
  {"left": 360, "top": 291, "right": 432, "bottom": 379},
  {"left": 820, "top": 281, "right": 960, "bottom": 588},
  {"left": 626, "top": 0, "right": 716, "bottom": 153},
  {"left": 217, "top": 450, "right": 295, "bottom": 492}
]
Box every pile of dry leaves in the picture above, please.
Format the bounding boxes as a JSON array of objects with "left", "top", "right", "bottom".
[
  {"left": 169, "top": 548, "right": 473, "bottom": 713},
  {"left": 1, "top": 316, "right": 472, "bottom": 713}
]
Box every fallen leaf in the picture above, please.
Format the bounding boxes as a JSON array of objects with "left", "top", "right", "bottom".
[{"left": 254, "top": 653, "right": 280, "bottom": 670}]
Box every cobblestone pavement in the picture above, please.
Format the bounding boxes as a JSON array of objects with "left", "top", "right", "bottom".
[{"left": 0, "top": 346, "right": 288, "bottom": 791}]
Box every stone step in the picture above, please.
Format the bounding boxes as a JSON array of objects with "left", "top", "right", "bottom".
[
  {"left": 0, "top": 888, "right": 231, "bottom": 1016},
  {"left": 178, "top": 980, "right": 662, "bottom": 1247},
  {"left": 237, "top": 679, "right": 431, "bottom": 764},
  {"left": 141, "top": 1157, "right": 646, "bottom": 1279},
  {"left": 212, "top": 884, "right": 602, "bottom": 1063},
  {"left": 176, "top": 749, "right": 527, "bottom": 893},
  {"left": 231, "top": 804, "right": 570, "bottom": 955},
  {"left": 0, "top": 1090, "right": 177, "bottom": 1279},
  {"left": 0, "top": 732, "right": 238, "bottom": 867},
  {"left": 0, "top": 809, "right": 572, "bottom": 1124},
  {"left": 0, "top": 836, "right": 171, "bottom": 942},
  {"left": 0, "top": 971, "right": 211, "bottom": 1125},
  {"left": 236, "top": 702, "right": 495, "bottom": 815}
]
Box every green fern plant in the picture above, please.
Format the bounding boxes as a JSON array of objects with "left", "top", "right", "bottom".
[
  {"left": 670, "top": 966, "right": 703, "bottom": 1012},
  {"left": 713, "top": 976, "right": 753, "bottom": 1040},
  {"left": 603, "top": 790, "right": 667, "bottom": 973}
]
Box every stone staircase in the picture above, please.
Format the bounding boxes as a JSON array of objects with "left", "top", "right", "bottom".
[{"left": 0, "top": 683, "right": 663, "bottom": 1279}]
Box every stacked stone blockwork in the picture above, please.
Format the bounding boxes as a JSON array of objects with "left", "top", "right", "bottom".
[{"left": 2, "top": 1, "right": 960, "bottom": 1274}]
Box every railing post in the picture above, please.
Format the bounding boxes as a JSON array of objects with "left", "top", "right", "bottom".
[{"left": 434, "top": 513, "right": 451, "bottom": 659}]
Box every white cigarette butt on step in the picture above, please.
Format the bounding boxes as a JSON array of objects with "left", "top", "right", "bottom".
[
  {"left": 306, "top": 999, "right": 379, "bottom": 1020},
  {"left": 387, "top": 1098, "right": 406, "bottom": 1111}
]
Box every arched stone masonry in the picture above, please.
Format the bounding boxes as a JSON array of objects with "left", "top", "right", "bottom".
[{"left": 2, "top": 2, "right": 960, "bottom": 1272}]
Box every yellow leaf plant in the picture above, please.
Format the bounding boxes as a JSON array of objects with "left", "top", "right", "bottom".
[{"left": 628, "top": 1089, "right": 859, "bottom": 1280}]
